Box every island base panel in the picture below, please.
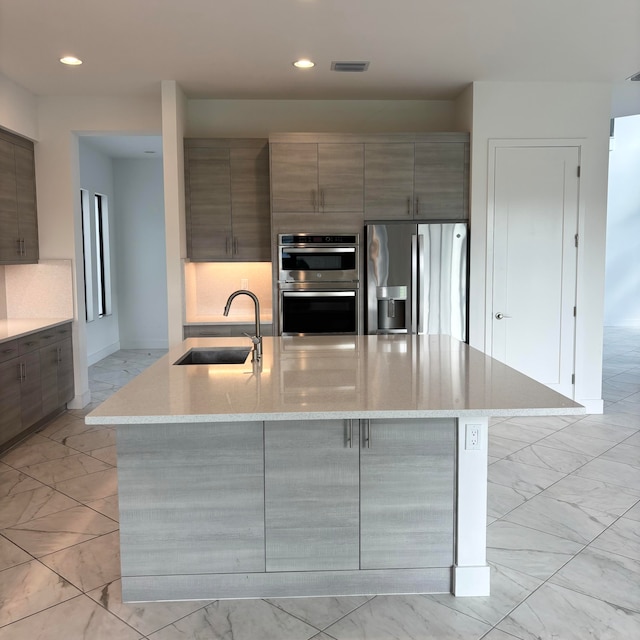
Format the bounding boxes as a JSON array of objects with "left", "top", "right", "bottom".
[{"left": 121, "top": 567, "right": 452, "bottom": 602}]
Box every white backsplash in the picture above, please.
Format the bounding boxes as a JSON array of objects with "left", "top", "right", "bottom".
[
  {"left": 184, "top": 262, "right": 273, "bottom": 322},
  {"left": 4, "top": 260, "right": 74, "bottom": 319}
]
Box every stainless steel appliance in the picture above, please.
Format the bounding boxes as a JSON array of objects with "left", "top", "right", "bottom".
[
  {"left": 278, "top": 234, "right": 359, "bottom": 283},
  {"left": 366, "top": 223, "right": 468, "bottom": 340},
  {"left": 277, "top": 234, "right": 360, "bottom": 336}
]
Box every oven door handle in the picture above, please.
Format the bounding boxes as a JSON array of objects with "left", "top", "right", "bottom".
[
  {"left": 282, "top": 291, "right": 356, "bottom": 298},
  {"left": 280, "top": 247, "right": 356, "bottom": 254}
]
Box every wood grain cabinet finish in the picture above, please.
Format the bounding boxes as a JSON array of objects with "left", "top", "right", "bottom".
[
  {"left": 0, "top": 129, "right": 39, "bottom": 264},
  {"left": 40, "top": 337, "right": 74, "bottom": 416},
  {"left": 184, "top": 139, "right": 270, "bottom": 261},
  {"left": 270, "top": 142, "right": 364, "bottom": 214},
  {"left": 0, "top": 323, "right": 73, "bottom": 451},
  {"left": 364, "top": 134, "right": 469, "bottom": 221},
  {"left": 118, "top": 421, "right": 265, "bottom": 577},
  {"left": 264, "top": 419, "right": 360, "bottom": 571},
  {"left": 360, "top": 418, "right": 456, "bottom": 569},
  {"left": 183, "top": 323, "right": 273, "bottom": 339}
]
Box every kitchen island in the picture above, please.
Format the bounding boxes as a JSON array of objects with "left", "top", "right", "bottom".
[{"left": 86, "top": 335, "right": 583, "bottom": 602}]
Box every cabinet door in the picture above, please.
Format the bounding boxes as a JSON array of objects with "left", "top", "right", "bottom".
[
  {"left": 270, "top": 143, "right": 318, "bottom": 213},
  {"left": 364, "top": 143, "right": 415, "bottom": 219},
  {"left": 360, "top": 418, "right": 455, "bottom": 569},
  {"left": 318, "top": 143, "right": 364, "bottom": 213},
  {"left": 20, "top": 351, "right": 42, "bottom": 428},
  {"left": 0, "top": 359, "right": 22, "bottom": 447},
  {"left": 55, "top": 338, "right": 74, "bottom": 407},
  {"left": 0, "top": 139, "right": 20, "bottom": 262},
  {"left": 40, "top": 343, "right": 59, "bottom": 416},
  {"left": 118, "top": 421, "right": 265, "bottom": 576},
  {"left": 14, "top": 145, "right": 39, "bottom": 261},
  {"left": 265, "top": 419, "right": 360, "bottom": 571},
  {"left": 414, "top": 142, "right": 468, "bottom": 220},
  {"left": 230, "top": 145, "right": 271, "bottom": 260},
  {"left": 185, "top": 147, "right": 232, "bottom": 260}
]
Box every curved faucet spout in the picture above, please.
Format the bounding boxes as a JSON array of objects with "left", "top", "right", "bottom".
[{"left": 223, "top": 290, "right": 262, "bottom": 361}]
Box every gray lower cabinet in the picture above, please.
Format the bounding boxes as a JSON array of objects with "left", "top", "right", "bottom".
[
  {"left": 118, "top": 421, "right": 265, "bottom": 577},
  {"left": 40, "top": 338, "right": 74, "bottom": 416},
  {"left": 183, "top": 323, "right": 273, "bottom": 339},
  {"left": 0, "top": 357, "right": 23, "bottom": 447},
  {"left": 264, "top": 419, "right": 360, "bottom": 571},
  {"left": 0, "top": 323, "right": 74, "bottom": 452},
  {"left": 360, "top": 418, "right": 456, "bottom": 569}
]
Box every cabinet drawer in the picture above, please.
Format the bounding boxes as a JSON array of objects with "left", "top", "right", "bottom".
[
  {"left": 0, "top": 340, "right": 19, "bottom": 363},
  {"left": 18, "top": 333, "right": 45, "bottom": 354}
]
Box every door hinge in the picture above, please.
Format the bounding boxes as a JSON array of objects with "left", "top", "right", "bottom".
[
  {"left": 571, "top": 373, "right": 575, "bottom": 385},
  {"left": 577, "top": 166, "right": 581, "bottom": 178},
  {"left": 574, "top": 234, "right": 579, "bottom": 248}
]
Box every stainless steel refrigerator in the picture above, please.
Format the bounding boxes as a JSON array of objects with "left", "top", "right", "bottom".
[{"left": 365, "top": 222, "right": 468, "bottom": 341}]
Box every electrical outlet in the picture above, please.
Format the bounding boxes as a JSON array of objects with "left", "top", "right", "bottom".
[
  {"left": 241, "top": 278, "right": 249, "bottom": 290},
  {"left": 465, "top": 425, "right": 481, "bottom": 450}
]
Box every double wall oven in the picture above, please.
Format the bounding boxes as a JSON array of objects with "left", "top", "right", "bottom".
[{"left": 277, "top": 233, "right": 360, "bottom": 335}]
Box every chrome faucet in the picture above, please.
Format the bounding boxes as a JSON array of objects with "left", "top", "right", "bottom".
[{"left": 223, "top": 290, "right": 262, "bottom": 362}]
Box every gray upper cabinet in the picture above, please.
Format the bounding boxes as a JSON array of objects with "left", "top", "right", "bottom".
[
  {"left": 270, "top": 139, "right": 364, "bottom": 215},
  {"left": 264, "top": 419, "right": 360, "bottom": 571},
  {"left": 0, "top": 130, "right": 39, "bottom": 264},
  {"left": 364, "top": 134, "right": 469, "bottom": 221},
  {"left": 414, "top": 141, "right": 468, "bottom": 220},
  {"left": 364, "top": 143, "right": 415, "bottom": 219},
  {"left": 118, "top": 421, "right": 265, "bottom": 576},
  {"left": 184, "top": 139, "right": 270, "bottom": 261},
  {"left": 360, "top": 418, "right": 456, "bottom": 570}
]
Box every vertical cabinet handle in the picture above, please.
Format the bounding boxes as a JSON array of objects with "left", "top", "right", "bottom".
[
  {"left": 233, "top": 237, "right": 239, "bottom": 255},
  {"left": 225, "top": 237, "right": 230, "bottom": 255},
  {"left": 320, "top": 189, "right": 325, "bottom": 210},
  {"left": 346, "top": 419, "right": 353, "bottom": 448},
  {"left": 312, "top": 189, "right": 317, "bottom": 211},
  {"left": 362, "top": 419, "right": 371, "bottom": 448},
  {"left": 407, "top": 197, "right": 411, "bottom": 216},
  {"left": 415, "top": 197, "right": 420, "bottom": 217},
  {"left": 17, "top": 362, "right": 26, "bottom": 382},
  {"left": 16, "top": 238, "right": 22, "bottom": 256}
]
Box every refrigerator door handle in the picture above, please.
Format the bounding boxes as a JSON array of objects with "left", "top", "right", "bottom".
[
  {"left": 411, "top": 234, "right": 418, "bottom": 333},
  {"left": 417, "top": 233, "right": 425, "bottom": 334}
]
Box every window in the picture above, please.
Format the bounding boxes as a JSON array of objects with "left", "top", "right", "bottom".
[{"left": 81, "top": 190, "right": 112, "bottom": 321}]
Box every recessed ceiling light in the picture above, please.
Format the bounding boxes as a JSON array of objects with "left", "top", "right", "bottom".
[
  {"left": 60, "top": 56, "right": 83, "bottom": 66},
  {"left": 293, "top": 59, "right": 315, "bottom": 69}
]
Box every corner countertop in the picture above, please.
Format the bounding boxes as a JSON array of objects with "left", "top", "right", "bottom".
[
  {"left": 0, "top": 318, "right": 73, "bottom": 344},
  {"left": 86, "top": 335, "right": 584, "bottom": 425}
]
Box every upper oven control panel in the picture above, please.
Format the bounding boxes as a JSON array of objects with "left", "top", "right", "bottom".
[{"left": 279, "top": 234, "right": 359, "bottom": 246}]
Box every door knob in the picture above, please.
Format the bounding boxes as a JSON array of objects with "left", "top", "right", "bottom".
[{"left": 495, "top": 312, "right": 511, "bottom": 320}]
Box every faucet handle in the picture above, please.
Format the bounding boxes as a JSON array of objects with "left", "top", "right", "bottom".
[{"left": 243, "top": 332, "right": 261, "bottom": 345}]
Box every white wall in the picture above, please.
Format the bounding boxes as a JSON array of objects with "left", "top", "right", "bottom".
[
  {"left": 0, "top": 73, "right": 38, "bottom": 140},
  {"left": 186, "top": 99, "right": 458, "bottom": 137},
  {"left": 113, "top": 158, "right": 169, "bottom": 349},
  {"left": 35, "top": 95, "right": 161, "bottom": 406},
  {"left": 468, "top": 82, "right": 612, "bottom": 412},
  {"left": 79, "top": 139, "right": 120, "bottom": 363},
  {"left": 605, "top": 114, "right": 640, "bottom": 326}
]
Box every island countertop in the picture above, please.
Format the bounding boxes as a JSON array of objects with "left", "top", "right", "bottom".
[{"left": 86, "top": 334, "right": 584, "bottom": 425}]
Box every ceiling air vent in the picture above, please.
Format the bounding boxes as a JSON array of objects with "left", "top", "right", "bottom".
[
  {"left": 331, "top": 61, "right": 370, "bottom": 72},
  {"left": 628, "top": 70, "right": 640, "bottom": 81}
]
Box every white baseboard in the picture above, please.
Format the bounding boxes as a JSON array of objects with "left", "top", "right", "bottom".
[
  {"left": 67, "top": 389, "right": 91, "bottom": 410},
  {"left": 88, "top": 341, "right": 121, "bottom": 366},
  {"left": 453, "top": 565, "right": 491, "bottom": 596},
  {"left": 579, "top": 398, "right": 604, "bottom": 414}
]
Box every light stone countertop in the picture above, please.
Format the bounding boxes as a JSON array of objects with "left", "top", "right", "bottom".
[
  {"left": 0, "top": 318, "right": 73, "bottom": 344},
  {"left": 86, "top": 335, "right": 584, "bottom": 425}
]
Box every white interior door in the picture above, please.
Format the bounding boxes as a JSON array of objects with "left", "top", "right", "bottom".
[{"left": 490, "top": 144, "right": 579, "bottom": 397}]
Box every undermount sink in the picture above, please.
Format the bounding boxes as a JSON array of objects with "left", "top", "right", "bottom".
[{"left": 174, "top": 347, "right": 252, "bottom": 366}]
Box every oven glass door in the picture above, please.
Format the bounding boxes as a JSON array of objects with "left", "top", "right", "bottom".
[
  {"left": 281, "top": 290, "right": 357, "bottom": 335},
  {"left": 280, "top": 248, "right": 357, "bottom": 272}
]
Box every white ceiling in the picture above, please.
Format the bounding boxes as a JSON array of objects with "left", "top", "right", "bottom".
[
  {"left": 81, "top": 135, "right": 163, "bottom": 159},
  {"left": 1, "top": 0, "right": 639, "bottom": 104}
]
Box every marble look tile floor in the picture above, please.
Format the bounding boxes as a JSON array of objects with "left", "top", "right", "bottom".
[{"left": 1, "top": 334, "right": 640, "bottom": 639}]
